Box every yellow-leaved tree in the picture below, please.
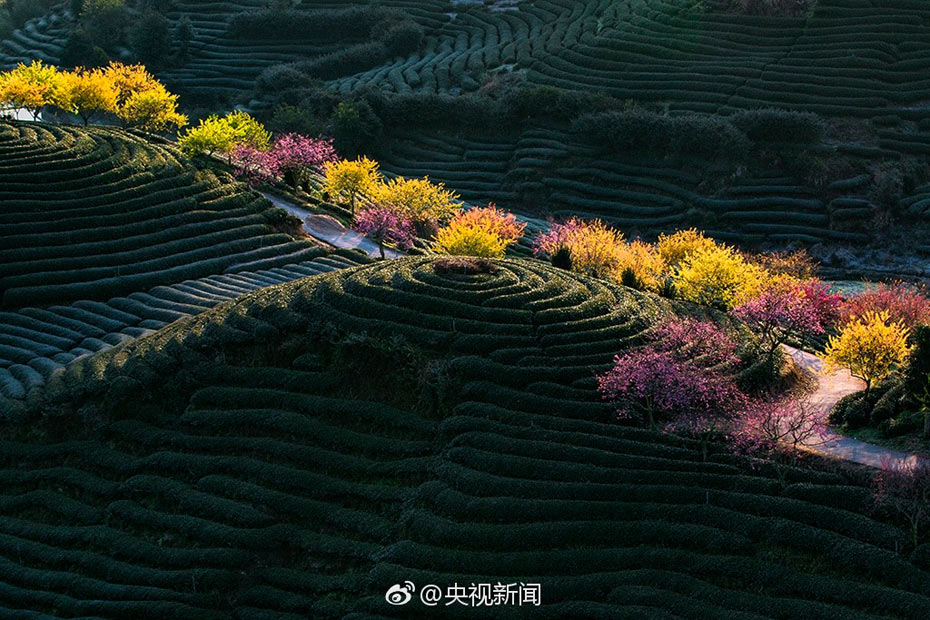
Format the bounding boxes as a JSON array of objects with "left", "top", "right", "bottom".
[
  {"left": 322, "top": 157, "right": 381, "bottom": 214},
  {"left": 614, "top": 240, "right": 666, "bottom": 292},
  {"left": 533, "top": 217, "right": 624, "bottom": 278},
  {"left": 373, "top": 176, "right": 461, "bottom": 224},
  {"left": 178, "top": 111, "right": 268, "bottom": 158},
  {"left": 56, "top": 68, "right": 117, "bottom": 126},
  {"left": 433, "top": 205, "right": 526, "bottom": 258},
  {"left": 656, "top": 228, "right": 716, "bottom": 269},
  {"left": 433, "top": 224, "right": 508, "bottom": 258},
  {"left": 673, "top": 243, "right": 764, "bottom": 309},
  {"left": 102, "top": 62, "right": 186, "bottom": 131},
  {"left": 824, "top": 310, "right": 912, "bottom": 395},
  {"left": 118, "top": 85, "right": 187, "bottom": 132},
  {"left": 0, "top": 60, "right": 61, "bottom": 120}
]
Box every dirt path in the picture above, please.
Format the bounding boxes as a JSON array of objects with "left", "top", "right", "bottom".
[
  {"left": 783, "top": 345, "right": 925, "bottom": 469},
  {"left": 260, "top": 191, "right": 403, "bottom": 259}
]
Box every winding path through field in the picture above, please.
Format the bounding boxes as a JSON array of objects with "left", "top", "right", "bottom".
[
  {"left": 260, "top": 191, "right": 403, "bottom": 259},
  {"left": 783, "top": 345, "right": 926, "bottom": 469}
]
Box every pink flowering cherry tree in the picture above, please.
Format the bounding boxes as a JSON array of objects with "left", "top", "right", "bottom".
[
  {"left": 353, "top": 207, "right": 416, "bottom": 259},
  {"left": 272, "top": 133, "right": 338, "bottom": 188},
  {"left": 230, "top": 145, "right": 280, "bottom": 186},
  {"left": 731, "top": 279, "right": 841, "bottom": 357},
  {"left": 597, "top": 318, "right": 745, "bottom": 432},
  {"left": 230, "top": 133, "right": 339, "bottom": 188}
]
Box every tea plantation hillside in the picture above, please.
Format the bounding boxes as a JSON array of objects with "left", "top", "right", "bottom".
[
  {"left": 2, "top": 258, "right": 926, "bottom": 618},
  {"left": 0, "top": 121, "right": 331, "bottom": 309},
  {"left": 8, "top": 0, "right": 923, "bottom": 114},
  {"left": 6, "top": 1, "right": 930, "bottom": 247},
  {"left": 0, "top": 121, "right": 373, "bottom": 402}
]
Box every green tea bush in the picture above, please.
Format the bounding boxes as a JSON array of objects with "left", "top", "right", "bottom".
[
  {"left": 730, "top": 108, "right": 825, "bottom": 144},
  {"left": 226, "top": 6, "right": 401, "bottom": 41},
  {"left": 572, "top": 110, "right": 750, "bottom": 161}
]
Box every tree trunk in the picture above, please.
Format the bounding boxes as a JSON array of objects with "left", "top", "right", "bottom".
[{"left": 378, "top": 241, "right": 385, "bottom": 260}]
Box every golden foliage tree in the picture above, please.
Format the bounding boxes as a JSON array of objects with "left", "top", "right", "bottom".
[
  {"left": 373, "top": 176, "right": 461, "bottom": 224},
  {"left": 433, "top": 205, "right": 525, "bottom": 258},
  {"left": 117, "top": 85, "right": 186, "bottom": 131},
  {"left": 0, "top": 60, "right": 61, "bottom": 120},
  {"left": 533, "top": 217, "right": 625, "bottom": 278},
  {"left": 824, "top": 310, "right": 912, "bottom": 395},
  {"left": 615, "top": 240, "right": 665, "bottom": 292},
  {"left": 322, "top": 157, "right": 381, "bottom": 214},
  {"left": 100, "top": 62, "right": 186, "bottom": 131},
  {"left": 56, "top": 68, "right": 117, "bottom": 126},
  {"left": 433, "top": 224, "right": 508, "bottom": 258},
  {"left": 673, "top": 243, "right": 764, "bottom": 309},
  {"left": 656, "top": 228, "right": 716, "bottom": 269}
]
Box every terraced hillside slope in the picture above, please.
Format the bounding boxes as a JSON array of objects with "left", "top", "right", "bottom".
[
  {"left": 19, "top": 0, "right": 920, "bottom": 115},
  {"left": 0, "top": 121, "right": 328, "bottom": 308},
  {"left": 0, "top": 121, "right": 372, "bottom": 403},
  {"left": 4, "top": 258, "right": 927, "bottom": 618},
  {"left": 5, "top": 1, "right": 930, "bottom": 249}
]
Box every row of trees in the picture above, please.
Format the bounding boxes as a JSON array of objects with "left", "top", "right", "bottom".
[
  {"left": 0, "top": 60, "right": 185, "bottom": 130},
  {"left": 197, "top": 136, "right": 925, "bottom": 415}
]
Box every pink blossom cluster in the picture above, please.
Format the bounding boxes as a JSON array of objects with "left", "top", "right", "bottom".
[
  {"left": 732, "top": 279, "right": 841, "bottom": 354},
  {"left": 597, "top": 319, "right": 745, "bottom": 428},
  {"left": 841, "top": 281, "right": 930, "bottom": 329},
  {"left": 532, "top": 217, "right": 584, "bottom": 258},
  {"left": 230, "top": 144, "right": 279, "bottom": 186},
  {"left": 231, "top": 133, "right": 338, "bottom": 186},
  {"left": 353, "top": 207, "right": 416, "bottom": 258},
  {"left": 649, "top": 317, "right": 740, "bottom": 367}
]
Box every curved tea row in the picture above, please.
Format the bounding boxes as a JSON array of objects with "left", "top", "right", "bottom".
[
  {"left": 0, "top": 122, "right": 321, "bottom": 308},
  {"left": 3, "top": 258, "right": 924, "bottom": 618}
]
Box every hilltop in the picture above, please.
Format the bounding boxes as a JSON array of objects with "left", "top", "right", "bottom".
[{"left": 1, "top": 257, "right": 926, "bottom": 618}]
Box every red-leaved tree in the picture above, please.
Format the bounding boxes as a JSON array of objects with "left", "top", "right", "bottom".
[{"left": 841, "top": 282, "right": 930, "bottom": 331}]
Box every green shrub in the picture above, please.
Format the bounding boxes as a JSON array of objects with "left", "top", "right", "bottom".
[
  {"left": 59, "top": 29, "right": 109, "bottom": 68},
  {"left": 331, "top": 99, "right": 383, "bottom": 157},
  {"left": 256, "top": 65, "right": 308, "bottom": 94},
  {"left": 130, "top": 10, "right": 171, "bottom": 65},
  {"left": 829, "top": 392, "right": 871, "bottom": 428},
  {"left": 292, "top": 42, "right": 387, "bottom": 80},
  {"left": 226, "top": 6, "right": 401, "bottom": 41},
  {"left": 731, "top": 108, "right": 825, "bottom": 144},
  {"left": 382, "top": 20, "right": 424, "bottom": 57},
  {"left": 573, "top": 110, "right": 750, "bottom": 161}
]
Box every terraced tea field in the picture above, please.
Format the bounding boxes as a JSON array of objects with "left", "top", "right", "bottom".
[
  {"left": 6, "top": 0, "right": 928, "bottom": 116},
  {"left": 379, "top": 129, "right": 881, "bottom": 244},
  {"left": 0, "top": 122, "right": 330, "bottom": 307},
  {"left": 5, "top": 1, "right": 930, "bottom": 245},
  {"left": 0, "top": 122, "right": 374, "bottom": 407},
  {"left": 0, "top": 250, "right": 366, "bottom": 404},
  {"left": 2, "top": 259, "right": 926, "bottom": 618}
]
